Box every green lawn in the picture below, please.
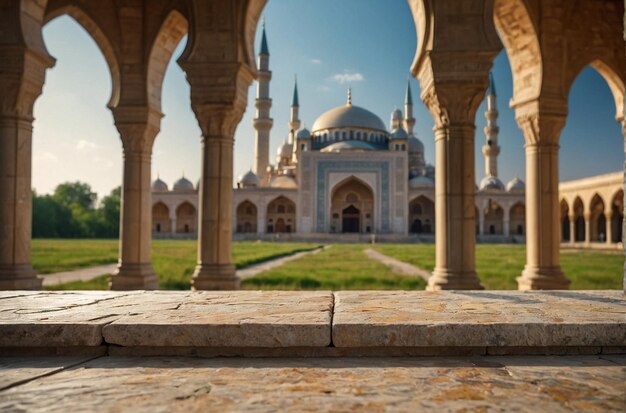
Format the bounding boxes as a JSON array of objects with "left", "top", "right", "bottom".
[
  {"left": 35, "top": 239, "right": 319, "bottom": 290},
  {"left": 242, "top": 244, "right": 427, "bottom": 290},
  {"left": 372, "top": 244, "right": 623, "bottom": 290},
  {"left": 35, "top": 240, "right": 623, "bottom": 290}
]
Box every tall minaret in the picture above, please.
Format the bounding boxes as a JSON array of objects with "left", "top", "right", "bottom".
[
  {"left": 253, "top": 21, "right": 273, "bottom": 183},
  {"left": 403, "top": 80, "right": 416, "bottom": 135},
  {"left": 482, "top": 72, "right": 500, "bottom": 178},
  {"left": 288, "top": 77, "right": 301, "bottom": 144}
]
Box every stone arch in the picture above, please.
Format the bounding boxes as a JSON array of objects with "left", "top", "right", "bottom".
[
  {"left": 589, "top": 193, "right": 606, "bottom": 242},
  {"left": 236, "top": 200, "right": 257, "bottom": 234},
  {"left": 266, "top": 196, "right": 296, "bottom": 234},
  {"left": 560, "top": 199, "right": 570, "bottom": 242},
  {"left": 493, "top": 0, "right": 542, "bottom": 104},
  {"left": 610, "top": 189, "right": 624, "bottom": 243},
  {"left": 44, "top": 3, "right": 121, "bottom": 108},
  {"left": 484, "top": 199, "right": 504, "bottom": 235},
  {"left": 573, "top": 197, "right": 585, "bottom": 242},
  {"left": 330, "top": 177, "right": 374, "bottom": 234},
  {"left": 509, "top": 202, "right": 525, "bottom": 236},
  {"left": 176, "top": 202, "right": 196, "bottom": 234},
  {"left": 152, "top": 202, "right": 170, "bottom": 234},
  {"left": 146, "top": 9, "right": 189, "bottom": 112},
  {"left": 565, "top": 60, "right": 625, "bottom": 123},
  {"left": 409, "top": 195, "right": 435, "bottom": 234}
]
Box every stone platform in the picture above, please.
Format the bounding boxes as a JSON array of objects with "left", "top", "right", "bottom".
[{"left": 1, "top": 290, "right": 624, "bottom": 356}]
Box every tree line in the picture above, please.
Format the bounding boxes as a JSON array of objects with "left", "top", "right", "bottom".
[{"left": 32, "top": 182, "right": 120, "bottom": 238}]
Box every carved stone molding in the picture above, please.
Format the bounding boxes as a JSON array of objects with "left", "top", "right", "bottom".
[
  {"left": 111, "top": 106, "right": 163, "bottom": 155},
  {"left": 514, "top": 99, "right": 568, "bottom": 146}
]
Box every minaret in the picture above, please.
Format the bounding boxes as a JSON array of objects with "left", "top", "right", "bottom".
[
  {"left": 482, "top": 72, "right": 500, "bottom": 178},
  {"left": 288, "top": 77, "right": 301, "bottom": 144},
  {"left": 253, "top": 21, "right": 273, "bottom": 183},
  {"left": 404, "top": 80, "right": 416, "bottom": 135}
]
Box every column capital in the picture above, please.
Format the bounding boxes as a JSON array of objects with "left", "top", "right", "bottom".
[
  {"left": 111, "top": 106, "right": 163, "bottom": 155},
  {"left": 514, "top": 98, "right": 568, "bottom": 146},
  {"left": 194, "top": 104, "right": 246, "bottom": 140}
]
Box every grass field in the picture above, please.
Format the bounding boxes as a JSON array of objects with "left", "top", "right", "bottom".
[
  {"left": 35, "top": 239, "right": 319, "bottom": 290},
  {"left": 242, "top": 245, "right": 427, "bottom": 290},
  {"left": 34, "top": 239, "right": 623, "bottom": 290},
  {"left": 372, "top": 244, "right": 623, "bottom": 290}
]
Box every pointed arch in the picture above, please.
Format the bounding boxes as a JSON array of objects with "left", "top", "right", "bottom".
[
  {"left": 409, "top": 195, "right": 435, "bottom": 234},
  {"left": 266, "top": 196, "right": 296, "bottom": 233},
  {"left": 509, "top": 202, "right": 526, "bottom": 236},
  {"left": 146, "top": 9, "right": 189, "bottom": 112},
  {"left": 493, "top": 0, "right": 542, "bottom": 104},
  {"left": 483, "top": 199, "right": 504, "bottom": 235},
  {"left": 589, "top": 193, "right": 606, "bottom": 242},
  {"left": 44, "top": 3, "right": 120, "bottom": 108},
  {"left": 236, "top": 200, "right": 257, "bottom": 233},
  {"left": 330, "top": 177, "right": 374, "bottom": 234},
  {"left": 152, "top": 201, "right": 170, "bottom": 233},
  {"left": 176, "top": 201, "right": 196, "bottom": 233}
]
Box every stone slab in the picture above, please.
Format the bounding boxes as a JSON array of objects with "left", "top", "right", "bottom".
[
  {"left": 0, "top": 356, "right": 623, "bottom": 412},
  {"left": 102, "top": 291, "right": 333, "bottom": 347},
  {"left": 332, "top": 290, "right": 626, "bottom": 348},
  {"left": 0, "top": 357, "right": 95, "bottom": 390}
]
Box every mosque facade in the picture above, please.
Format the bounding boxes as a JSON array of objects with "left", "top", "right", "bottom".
[{"left": 150, "top": 25, "right": 622, "bottom": 246}]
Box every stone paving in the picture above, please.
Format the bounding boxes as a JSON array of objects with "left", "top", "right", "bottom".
[
  {"left": 41, "top": 264, "right": 118, "bottom": 287},
  {"left": 0, "top": 355, "right": 624, "bottom": 412}
]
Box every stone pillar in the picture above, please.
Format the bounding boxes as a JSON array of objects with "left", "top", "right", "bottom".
[
  {"left": 191, "top": 107, "right": 242, "bottom": 290},
  {"left": 568, "top": 214, "right": 576, "bottom": 244},
  {"left": 606, "top": 211, "right": 613, "bottom": 245},
  {"left": 0, "top": 2, "right": 54, "bottom": 290},
  {"left": 171, "top": 218, "right": 177, "bottom": 235},
  {"left": 110, "top": 107, "right": 161, "bottom": 290},
  {"left": 516, "top": 104, "right": 570, "bottom": 290},
  {"left": 584, "top": 213, "right": 591, "bottom": 245},
  {"left": 478, "top": 206, "right": 485, "bottom": 236},
  {"left": 257, "top": 204, "right": 266, "bottom": 235},
  {"left": 503, "top": 206, "right": 510, "bottom": 237}
]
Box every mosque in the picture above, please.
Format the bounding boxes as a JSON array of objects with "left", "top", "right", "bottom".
[{"left": 151, "top": 25, "right": 622, "bottom": 247}]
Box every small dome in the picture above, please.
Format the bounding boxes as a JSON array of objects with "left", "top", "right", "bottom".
[
  {"left": 173, "top": 176, "right": 194, "bottom": 192},
  {"left": 390, "top": 127, "right": 408, "bottom": 140},
  {"left": 321, "top": 141, "right": 377, "bottom": 152},
  {"left": 408, "top": 135, "right": 424, "bottom": 153},
  {"left": 277, "top": 142, "right": 293, "bottom": 158},
  {"left": 391, "top": 108, "right": 403, "bottom": 120},
  {"left": 296, "top": 128, "right": 311, "bottom": 140},
  {"left": 409, "top": 175, "right": 434, "bottom": 189},
  {"left": 479, "top": 176, "right": 505, "bottom": 191},
  {"left": 238, "top": 170, "right": 260, "bottom": 188},
  {"left": 152, "top": 178, "right": 168, "bottom": 192},
  {"left": 506, "top": 177, "right": 525, "bottom": 192},
  {"left": 269, "top": 175, "right": 297, "bottom": 189}
]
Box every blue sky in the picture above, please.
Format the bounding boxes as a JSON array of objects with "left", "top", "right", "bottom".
[{"left": 32, "top": 0, "right": 623, "bottom": 197}]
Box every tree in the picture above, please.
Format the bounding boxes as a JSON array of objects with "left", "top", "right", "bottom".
[
  {"left": 96, "top": 186, "right": 121, "bottom": 237},
  {"left": 52, "top": 182, "right": 97, "bottom": 211}
]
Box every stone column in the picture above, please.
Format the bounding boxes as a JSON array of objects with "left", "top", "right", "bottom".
[
  {"left": 0, "top": 4, "right": 54, "bottom": 289},
  {"left": 257, "top": 203, "right": 266, "bottom": 235},
  {"left": 109, "top": 107, "right": 161, "bottom": 290},
  {"left": 516, "top": 104, "right": 570, "bottom": 290},
  {"left": 503, "top": 206, "right": 510, "bottom": 237},
  {"left": 191, "top": 107, "right": 242, "bottom": 290},
  {"left": 584, "top": 213, "right": 591, "bottom": 245},
  {"left": 568, "top": 214, "right": 576, "bottom": 244},
  {"left": 605, "top": 211, "right": 613, "bottom": 245},
  {"left": 478, "top": 205, "right": 485, "bottom": 236},
  {"left": 171, "top": 218, "right": 177, "bottom": 235}
]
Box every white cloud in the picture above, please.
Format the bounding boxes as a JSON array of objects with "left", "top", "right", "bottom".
[
  {"left": 310, "top": 58, "right": 322, "bottom": 65},
  {"left": 34, "top": 152, "right": 59, "bottom": 163},
  {"left": 331, "top": 71, "right": 365, "bottom": 84},
  {"left": 76, "top": 139, "right": 98, "bottom": 151}
]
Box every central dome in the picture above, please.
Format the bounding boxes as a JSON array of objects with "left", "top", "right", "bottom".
[{"left": 312, "top": 104, "right": 387, "bottom": 132}]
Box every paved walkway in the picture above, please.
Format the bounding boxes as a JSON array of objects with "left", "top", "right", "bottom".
[
  {"left": 364, "top": 248, "right": 431, "bottom": 281},
  {"left": 1, "top": 355, "right": 624, "bottom": 412},
  {"left": 42, "top": 264, "right": 118, "bottom": 287},
  {"left": 236, "top": 246, "right": 327, "bottom": 279}
]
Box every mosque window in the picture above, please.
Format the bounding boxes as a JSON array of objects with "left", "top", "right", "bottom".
[
  {"left": 350, "top": 130, "right": 354, "bottom": 139},
  {"left": 156, "top": 224, "right": 161, "bottom": 233},
  {"left": 334, "top": 131, "right": 339, "bottom": 140},
  {"left": 277, "top": 205, "right": 285, "bottom": 213},
  {"left": 356, "top": 131, "right": 361, "bottom": 139},
  {"left": 489, "top": 225, "right": 495, "bottom": 234},
  {"left": 301, "top": 143, "right": 306, "bottom": 151},
  {"left": 402, "top": 144, "right": 406, "bottom": 151},
  {"left": 517, "top": 225, "right": 524, "bottom": 235},
  {"left": 267, "top": 225, "right": 273, "bottom": 233},
  {"left": 333, "top": 213, "right": 339, "bottom": 219},
  {"left": 366, "top": 226, "right": 371, "bottom": 233},
  {"left": 342, "top": 131, "right": 346, "bottom": 139},
  {"left": 366, "top": 213, "right": 371, "bottom": 219}
]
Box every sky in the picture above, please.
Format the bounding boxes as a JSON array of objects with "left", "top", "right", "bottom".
[{"left": 32, "top": 0, "right": 623, "bottom": 198}]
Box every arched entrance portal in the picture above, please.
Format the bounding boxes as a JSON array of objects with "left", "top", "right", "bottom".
[
  {"left": 266, "top": 196, "right": 296, "bottom": 233},
  {"left": 330, "top": 177, "right": 374, "bottom": 233},
  {"left": 236, "top": 200, "right": 257, "bottom": 233},
  {"left": 408, "top": 196, "right": 434, "bottom": 234}
]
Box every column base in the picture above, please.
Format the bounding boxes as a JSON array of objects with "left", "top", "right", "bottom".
[
  {"left": 0, "top": 264, "right": 42, "bottom": 290},
  {"left": 426, "top": 268, "right": 484, "bottom": 290},
  {"left": 517, "top": 265, "right": 570, "bottom": 290},
  {"left": 110, "top": 263, "right": 159, "bottom": 290},
  {"left": 192, "top": 264, "right": 239, "bottom": 290}
]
